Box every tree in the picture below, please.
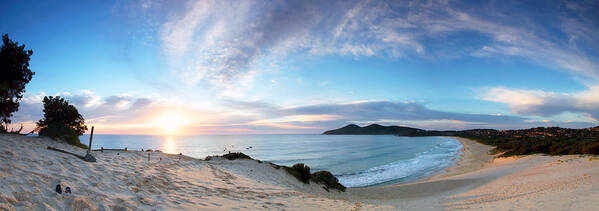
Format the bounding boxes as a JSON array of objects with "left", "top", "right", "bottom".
[
  {"left": 37, "top": 96, "right": 88, "bottom": 147},
  {"left": 0, "top": 34, "right": 34, "bottom": 129}
]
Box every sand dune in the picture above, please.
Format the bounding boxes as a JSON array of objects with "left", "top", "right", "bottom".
[
  {"left": 0, "top": 135, "right": 382, "bottom": 210},
  {"left": 1, "top": 134, "right": 598, "bottom": 210}
]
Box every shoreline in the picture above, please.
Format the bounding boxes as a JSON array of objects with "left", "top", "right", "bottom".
[
  {"left": 429, "top": 136, "right": 495, "bottom": 180},
  {"left": 3, "top": 134, "right": 599, "bottom": 210},
  {"left": 362, "top": 136, "right": 494, "bottom": 187},
  {"left": 326, "top": 137, "right": 599, "bottom": 210}
]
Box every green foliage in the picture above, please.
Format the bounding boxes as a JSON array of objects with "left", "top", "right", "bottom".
[
  {"left": 37, "top": 96, "right": 87, "bottom": 136},
  {"left": 0, "top": 34, "right": 34, "bottom": 126},
  {"left": 311, "top": 171, "right": 346, "bottom": 192},
  {"left": 456, "top": 127, "right": 599, "bottom": 156},
  {"left": 205, "top": 152, "right": 252, "bottom": 161},
  {"left": 222, "top": 152, "right": 252, "bottom": 160},
  {"left": 581, "top": 143, "right": 599, "bottom": 155},
  {"left": 284, "top": 163, "right": 311, "bottom": 184},
  {"left": 36, "top": 96, "right": 87, "bottom": 148},
  {"left": 38, "top": 123, "right": 87, "bottom": 149}
]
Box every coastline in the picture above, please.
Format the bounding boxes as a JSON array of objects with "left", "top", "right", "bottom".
[
  {"left": 327, "top": 136, "right": 496, "bottom": 209},
  {"left": 365, "top": 136, "right": 494, "bottom": 187},
  {"left": 2, "top": 134, "right": 599, "bottom": 210},
  {"left": 324, "top": 136, "right": 599, "bottom": 210},
  {"left": 429, "top": 136, "right": 495, "bottom": 180}
]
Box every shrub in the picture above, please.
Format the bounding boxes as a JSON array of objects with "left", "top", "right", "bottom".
[
  {"left": 205, "top": 152, "right": 253, "bottom": 161},
  {"left": 222, "top": 152, "right": 252, "bottom": 160},
  {"left": 311, "top": 171, "right": 346, "bottom": 192},
  {"left": 39, "top": 123, "right": 87, "bottom": 149},
  {"left": 284, "top": 163, "right": 311, "bottom": 184},
  {"left": 581, "top": 143, "right": 599, "bottom": 155},
  {"left": 37, "top": 96, "right": 87, "bottom": 135},
  {"left": 36, "top": 96, "right": 87, "bottom": 148}
]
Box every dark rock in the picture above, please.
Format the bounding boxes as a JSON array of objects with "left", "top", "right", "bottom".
[{"left": 84, "top": 153, "right": 96, "bottom": 162}]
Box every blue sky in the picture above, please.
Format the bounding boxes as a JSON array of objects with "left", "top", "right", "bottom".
[{"left": 1, "top": 0, "right": 598, "bottom": 134}]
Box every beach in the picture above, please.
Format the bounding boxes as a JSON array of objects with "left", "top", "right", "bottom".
[{"left": 1, "top": 134, "right": 599, "bottom": 210}]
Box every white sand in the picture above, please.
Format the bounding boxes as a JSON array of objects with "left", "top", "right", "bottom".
[
  {"left": 1, "top": 134, "right": 599, "bottom": 210},
  {"left": 0, "top": 134, "right": 383, "bottom": 210}
]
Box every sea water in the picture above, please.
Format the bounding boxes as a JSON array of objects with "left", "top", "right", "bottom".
[{"left": 79, "top": 134, "right": 462, "bottom": 187}]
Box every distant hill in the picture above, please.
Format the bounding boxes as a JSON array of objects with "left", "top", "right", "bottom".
[
  {"left": 322, "top": 124, "right": 425, "bottom": 135},
  {"left": 323, "top": 124, "right": 599, "bottom": 156}
]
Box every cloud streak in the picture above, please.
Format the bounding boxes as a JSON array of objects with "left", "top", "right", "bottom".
[{"left": 153, "top": 0, "right": 599, "bottom": 90}]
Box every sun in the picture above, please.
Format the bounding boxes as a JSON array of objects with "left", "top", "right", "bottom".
[{"left": 155, "top": 112, "right": 188, "bottom": 135}]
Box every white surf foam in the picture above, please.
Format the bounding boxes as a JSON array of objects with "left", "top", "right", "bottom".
[{"left": 336, "top": 139, "right": 462, "bottom": 187}]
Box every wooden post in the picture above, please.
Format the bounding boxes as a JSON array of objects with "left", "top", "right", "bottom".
[
  {"left": 148, "top": 152, "right": 150, "bottom": 161},
  {"left": 88, "top": 126, "right": 94, "bottom": 154}
]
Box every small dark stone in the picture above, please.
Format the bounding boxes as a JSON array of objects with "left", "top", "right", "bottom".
[{"left": 65, "top": 187, "right": 71, "bottom": 194}]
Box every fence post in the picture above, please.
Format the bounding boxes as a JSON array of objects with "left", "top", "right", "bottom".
[
  {"left": 83, "top": 126, "right": 96, "bottom": 162},
  {"left": 88, "top": 126, "right": 94, "bottom": 154}
]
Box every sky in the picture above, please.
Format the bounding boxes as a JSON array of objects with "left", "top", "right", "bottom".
[{"left": 1, "top": 0, "right": 599, "bottom": 135}]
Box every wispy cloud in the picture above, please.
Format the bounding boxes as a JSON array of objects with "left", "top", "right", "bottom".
[{"left": 151, "top": 0, "right": 599, "bottom": 91}]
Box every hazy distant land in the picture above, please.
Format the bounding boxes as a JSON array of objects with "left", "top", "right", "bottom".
[{"left": 325, "top": 124, "right": 599, "bottom": 156}]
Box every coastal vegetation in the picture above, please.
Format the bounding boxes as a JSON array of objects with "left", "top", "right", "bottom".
[
  {"left": 325, "top": 124, "right": 599, "bottom": 156},
  {"left": 452, "top": 127, "right": 599, "bottom": 156},
  {"left": 0, "top": 35, "right": 89, "bottom": 148},
  {"left": 284, "top": 163, "right": 311, "bottom": 184},
  {"left": 207, "top": 152, "right": 346, "bottom": 192},
  {"left": 36, "top": 96, "right": 88, "bottom": 148},
  {"left": 0, "top": 34, "right": 34, "bottom": 132},
  {"left": 310, "top": 170, "right": 346, "bottom": 192}
]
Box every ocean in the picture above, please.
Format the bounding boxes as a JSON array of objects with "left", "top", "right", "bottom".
[{"left": 79, "top": 134, "right": 462, "bottom": 187}]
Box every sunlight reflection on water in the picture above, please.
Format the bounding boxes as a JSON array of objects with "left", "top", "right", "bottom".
[{"left": 162, "top": 136, "right": 177, "bottom": 154}]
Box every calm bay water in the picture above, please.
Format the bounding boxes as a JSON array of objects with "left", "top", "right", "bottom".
[{"left": 79, "top": 134, "right": 462, "bottom": 187}]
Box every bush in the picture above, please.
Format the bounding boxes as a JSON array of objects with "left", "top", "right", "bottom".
[
  {"left": 205, "top": 152, "right": 253, "bottom": 161},
  {"left": 222, "top": 152, "right": 252, "bottom": 160},
  {"left": 311, "top": 171, "right": 346, "bottom": 192},
  {"left": 36, "top": 96, "right": 87, "bottom": 148},
  {"left": 284, "top": 163, "right": 311, "bottom": 184},
  {"left": 37, "top": 96, "right": 87, "bottom": 135},
  {"left": 581, "top": 143, "right": 599, "bottom": 155},
  {"left": 39, "top": 123, "right": 87, "bottom": 149}
]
